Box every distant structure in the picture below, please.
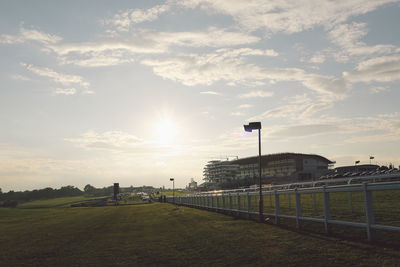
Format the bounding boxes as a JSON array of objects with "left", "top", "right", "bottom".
[
  {"left": 203, "top": 153, "right": 334, "bottom": 188},
  {"left": 187, "top": 178, "right": 198, "bottom": 190},
  {"left": 113, "top": 183, "right": 119, "bottom": 200},
  {"left": 335, "top": 164, "right": 379, "bottom": 174}
]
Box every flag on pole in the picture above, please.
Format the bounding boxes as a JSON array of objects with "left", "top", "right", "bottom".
[
  {"left": 355, "top": 160, "right": 360, "bottom": 164},
  {"left": 370, "top": 156, "right": 374, "bottom": 159}
]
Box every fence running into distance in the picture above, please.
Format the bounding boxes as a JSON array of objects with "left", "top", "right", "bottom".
[{"left": 165, "top": 173, "right": 400, "bottom": 242}]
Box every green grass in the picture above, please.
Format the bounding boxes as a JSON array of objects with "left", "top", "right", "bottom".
[
  {"left": 17, "top": 196, "right": 98, "bottom": 208},
  {"left": 1, "top": 203, "right": 400, "bottom": 266},
  {"left": 157, "top": 191, "right": 187, "bottom": 197}
]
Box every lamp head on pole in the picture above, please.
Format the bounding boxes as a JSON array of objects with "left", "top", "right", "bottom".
[
  {"left": 170, "top": 178, "right": 174, "bottom": 181},
  {"left": 244, "top": 122, "right": 261, "bottom": 132}
]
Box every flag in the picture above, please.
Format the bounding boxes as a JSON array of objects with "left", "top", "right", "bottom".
[
  {"left": 355, "top": 160, "right": 360, "bottom": 164},
  {"left": 370, "top": 156, "right": 374, "bottom": 160}
]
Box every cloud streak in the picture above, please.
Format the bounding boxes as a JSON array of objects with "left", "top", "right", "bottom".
[
  {"left": 21, "top": 63, "right": 90, "bottom": 88},
  {"left": 0, "top": 25, "right": 62, "bottom": 45}
]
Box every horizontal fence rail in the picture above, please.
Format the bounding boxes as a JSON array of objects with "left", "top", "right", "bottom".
[{"left": 164, "top": 180, "right": 400, "bottom": 242}]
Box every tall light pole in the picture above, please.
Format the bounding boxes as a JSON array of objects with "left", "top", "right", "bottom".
[
  {"left": 170, "top": 178, "right": 175, "bottom": 203},
  {"left": 244, "top": 122, "right": 263, "bottom": 222},
  {"left": 355, "top": 160, "right": 360, "bottom": 172}
]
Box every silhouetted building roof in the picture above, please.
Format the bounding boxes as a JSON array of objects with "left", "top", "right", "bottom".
[{"left": 232, "top": 152, "right": 334, "bottom": 165}]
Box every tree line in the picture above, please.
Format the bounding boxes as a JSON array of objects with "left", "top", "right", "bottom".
[
  {"left": 0, "top": 186, "right": 83, "bottom": 207},
  {"left": 0, "top": 184, "right": 157, "bottom": 207}
]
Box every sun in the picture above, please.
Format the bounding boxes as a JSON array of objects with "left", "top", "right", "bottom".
[{"left": 156, "top": 118, "right": 178, "bottom": 145}]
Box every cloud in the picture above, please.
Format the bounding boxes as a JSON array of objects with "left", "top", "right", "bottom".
[
  {"left": 303, "top": 53, "right": 326, "bottom": 64},
  {"left": 328, "top": 22, "right": 396, "bottom": 62},
  {"left": 82, "top": 90, "right": 95, "bottom": 95},
  {"left": 239, "top": 104, "right": 253, "bottom": 108},
  {"left": 50, "top": 28, "right": 260, "bottom": 67},
  {"left": 370, "top": 86, "right": 389, "bottom": 94},
  {"left": 142, "top": 49, "right": 349, "bottom": 97},
  {"left": 54, "top": 88, "right": 76, "bottom": 95},
  {"left": 231, "top": 112, "right": 245, "bottom": 116},
  {"left": 343, "top": 53, "right": 400, "bottom": 83},
  {"left": 105, "top": 4, "right": 171, "bottom": 32},
  {"left": 268, "top": 124, "right": 342, "bottom": 139},
  {"left": 60, "top": 50, "right": 132, "bottom": 67},
  {"left": 179, "top": 0, "right": 398, "bottom": 34},
  {"left": 200, "top": 91, "right": 222, "bottom": 95},
  {"left": 10, "top": 74, "right": 31, "bottom": 81},
  {"left": 249, "top": 94, "right": 334, "bottom": 121},
  {"left": 21, "top": 63, "right": 90, "bottom": 88},
  {"left": 0, "top": 25, "right": 62, "bottom": 45},
  {"left": 66, "top": 131, "right": 144, "bottom": 152},
  {"left": 238, "top": 90, "right": 274, "bottom": 98}
]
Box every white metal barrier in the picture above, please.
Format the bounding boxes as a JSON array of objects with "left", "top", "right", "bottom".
[{"left": 165, "top": 181, "right": 400, "bottom": 242}]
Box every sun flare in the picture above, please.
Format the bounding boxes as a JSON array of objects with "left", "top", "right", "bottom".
[{"left": 156, "top": 118, "right": 178, "bottom": 145}]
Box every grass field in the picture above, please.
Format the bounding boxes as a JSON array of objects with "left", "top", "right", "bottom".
[
  {"left": 17, "top": 196, "right": 94, "bottom": 208},
  {"left": 1, "top": 198, "right": 400, "bottom": 266}
]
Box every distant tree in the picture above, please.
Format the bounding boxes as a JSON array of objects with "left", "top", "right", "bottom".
[
  {"left": 2, "top": 199, "right": 18, "bottom": 208},
  {"left": 84, "top": 184, "right": 96, "bottom": 195}
]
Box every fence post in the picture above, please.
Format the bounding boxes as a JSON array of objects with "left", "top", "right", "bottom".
[
  {"left": 247, "top": 192, "right": 251, "bottom": 218},
  {"left": 363, "top": 182, "right": 375, "bottom": 242},
  {"left": 288, "top": 192, "right": 291, "bottom": 209},
  {"left": 237, "top": 193, "right": 241, "bottom": 212},
  {"left": 222, "top": 193, "right": 226, "bottom": 211},
  {"left": 274, "top": 190, "right": 280, "bottom": 225},
  {"left": 295, "top": 188, "right": 302, "bottom": 229},
  {"left": 211, "top": 195, "right": 214, "bottom": 209},
  {"left": 216, "top": 195, "right": 220, "bottom": 209},
  {"left": 323, "top": 185, "right": 331, "bottom": 234},
  {"left": 207, "top": 195, "right": 210, "bottom": 208},
  {"left": 229, "top": 193, "right": 233, "bottom": 212},
  {"left": 349, "top": 192, "right": 354, "bottom": 214}
]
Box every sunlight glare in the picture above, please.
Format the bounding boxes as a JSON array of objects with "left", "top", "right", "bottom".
[{"left": 156, "top": 118, "right": 178, "bottom": 145}]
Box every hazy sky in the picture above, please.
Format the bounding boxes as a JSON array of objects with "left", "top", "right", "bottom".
[{"left": 1, "top": 0, "right": 400, "bottom": 191}]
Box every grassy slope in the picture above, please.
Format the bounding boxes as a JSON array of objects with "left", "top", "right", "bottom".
[
  {"left": 1, "top": 203, "right": 400, "bottom": 266},
  {"left": 17, "top": 196, "right": 93, "bottom": 208}
]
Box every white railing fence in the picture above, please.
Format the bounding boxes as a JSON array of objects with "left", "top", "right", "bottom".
[{"left": 164, "top": 181, "right": 400, "bottom": 242}]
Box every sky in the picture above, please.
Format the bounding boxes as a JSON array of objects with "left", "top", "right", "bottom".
[{"left": 1, "top": 0, "right": 400, "bottom": 191}]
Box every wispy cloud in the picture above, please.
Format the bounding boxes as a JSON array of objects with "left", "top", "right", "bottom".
[
  {"left": 105, "top": 4, "right": 171, "bottom": 32},
  {"left": 343, "top": 53, "right": 400, "bottom": 83},
  {"left": 0, "top": 25, "right": 62, "bottom": 45},
  {"left": 239, "top": 104, "right": 253, "bottom": 109},
  {"left": 370, "top": 86, "right": 389, "bottom": 94},
  {"left": 66, "top": 131, "right": 144, "bottom": 152},
  {"left": 141, "top": 44, "right": 350, "bottom": 97},
  {"left": 248, "top": 94, "right": 334, "bottom": 121},
  {"left": 328, "top": 22, "right": 396, "bottom": 62},
  {"left": 21, "top": 63, "right": 90, "bottom": 88},
  {"left": 179, "top": 0, "right": 397, "bottom": 34},
  {"left": 231, "top": 112, "right": 245, "bottom": 116},
  {"left": 10, "top": 74, "right": 31, "bottom": 81},
  {"left": 200, "top": 91, "right": 222, "bottom": 95},
  {"left": 54, "top": 88, "right": 76, "bottom": 95},
  {"left": 238, "top": 90, "right": 274, "bottom": 98},
  {"left": 50, "top": 28, "right": 260, "bottom": 67}
]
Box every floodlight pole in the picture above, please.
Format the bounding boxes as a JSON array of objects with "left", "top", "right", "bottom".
[
  {"left": 258, "top": 127, "right": 263, "bottom": 222},
  {"left": 170, "top": 178, "right": 175, "bottom": 203},
  {"left": 244, "top": 122, "right": 263, "bottom": 222}
]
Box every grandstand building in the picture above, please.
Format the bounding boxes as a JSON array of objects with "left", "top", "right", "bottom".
[{"left": 203, "top": 153, "right": 334, "bottom": 188}]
